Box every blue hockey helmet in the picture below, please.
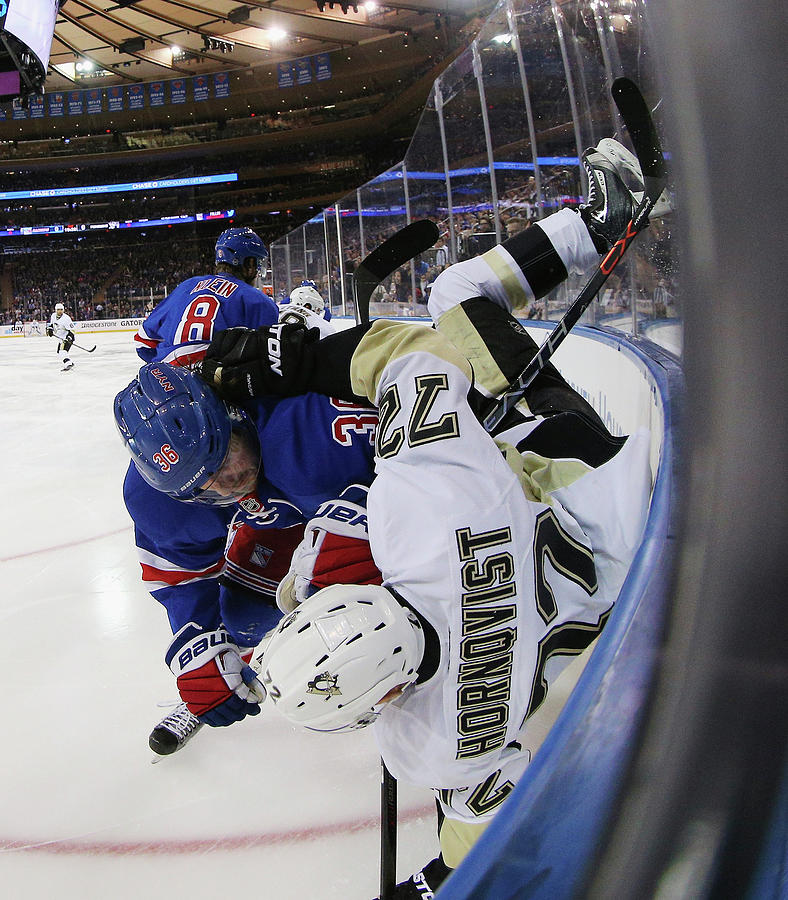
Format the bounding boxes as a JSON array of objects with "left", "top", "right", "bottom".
[
  {"left": 215, "top": 227, "right": 269, "bottom": 278},
  {"left": 114, "top": 363, "right": 260, "bottom": 506}
]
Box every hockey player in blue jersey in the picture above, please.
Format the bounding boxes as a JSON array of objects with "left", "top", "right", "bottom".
[
  {"left": 134, "top": 226, "right": 277, "bottom": 366},
  {"left": 114, "top": 359, "right": 379, "bottom": 749},
  {"left": 124, "top": 226, "right": 292, "bottom": 753}
]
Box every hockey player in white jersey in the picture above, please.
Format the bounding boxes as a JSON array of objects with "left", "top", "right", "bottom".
[
  {"left": 198, "top": 139, "right": 663, "bottom": 896},
  {"left": 278, "top": 280, "right": 335, "bottom": 337},
  {"left": 46, "top": 302, "right": 76, "bottom": 371},
  {"left": 259, "top": 319, "right": 651, "bottom": 897}
]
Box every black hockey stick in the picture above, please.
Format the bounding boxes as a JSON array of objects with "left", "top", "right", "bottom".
[
  {"left": 50, "top": 331, "right": 97, "bottom": 352},
  {"left": 380, "top": 759, "right": 398, "bottom": 900},
  {"left": 482, "top": 77, "right": 668, "bottom": 433},
  {"left": 69, "top": 339, "right": 97, "bottom": 353},
  {"left": 353, "top": 219, "right": 440, "bottom": 325}
]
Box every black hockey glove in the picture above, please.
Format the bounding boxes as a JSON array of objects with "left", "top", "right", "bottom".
[
  {"left": 200, "top": 323, "right": 321, "bottom": 403},
  {"left": 63, "top": 331, "right": 75, "bottom": 352},
  {"left": 46, "top": 323, "right": 54, "bottom": 337},
  {"left": 200, "top": 322, "right": 373, "bottom": 406}
]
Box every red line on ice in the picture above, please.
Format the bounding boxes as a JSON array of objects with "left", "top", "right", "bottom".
[
  {"left": 0, "top": 526, "right": 131, "bottom": 563},
  {"left": 0, "top": 805, "right": 433, "bottom": 855}
]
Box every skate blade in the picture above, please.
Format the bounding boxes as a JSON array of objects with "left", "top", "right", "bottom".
[{"left": 632, "top": 188, "right": 673, "bottom": 218}]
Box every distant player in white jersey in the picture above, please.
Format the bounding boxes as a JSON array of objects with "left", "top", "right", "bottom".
[
  {"left": 29, "top": 319, "right": 43, "bottom": 336},
  {"left": 46, "top": 302, "right": 76, "bottom": 371},
  {"left": 277, "top": 280, "right": 335, "bottom": 337}
]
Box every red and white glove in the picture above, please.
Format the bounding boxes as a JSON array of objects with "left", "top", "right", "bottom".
[
  {"left": 276, "top": 484, "right": 382, "bottom": 613},
  {"left": 166, "top": 624, "right": 266, "bottom": 727}
]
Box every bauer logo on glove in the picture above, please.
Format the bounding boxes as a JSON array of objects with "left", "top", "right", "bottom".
[
  {"left": 166, "top": 623, "right": 266, "bottom": 727},
  {"left": 174, "top": 627, "right": 230, "bottom": 669}
]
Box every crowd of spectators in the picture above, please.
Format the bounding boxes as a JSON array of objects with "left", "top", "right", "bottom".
[{"left": 2, "top": 230, "right": 219, "bottom": 324}]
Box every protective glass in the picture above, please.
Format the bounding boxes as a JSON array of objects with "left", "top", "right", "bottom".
[{"left": 253, "top": 256, "right": 268, "bottom": 290}]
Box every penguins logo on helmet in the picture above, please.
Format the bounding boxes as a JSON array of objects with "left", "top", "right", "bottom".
[
  {"left": 279, "top": 609, "right": 300, "bottom": 631},
  {"left": 307, "top": 672, "right": 342, "bottom": 700}
]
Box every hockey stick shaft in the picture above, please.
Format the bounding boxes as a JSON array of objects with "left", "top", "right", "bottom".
[
  {"left": 353, "top": 219, "right": 440, "bottom": 325},
  {"left": 482, "top": 78, "right": 667, "bottom": 433},
  {"left": 380, "top": 759, "right": 398, "bottom": 900},
  {"left": 50, "top": 332, "right": 96, "bottom": 352},
  {"left": 70, "top": 340, "right": 97, "bottom": 352}
]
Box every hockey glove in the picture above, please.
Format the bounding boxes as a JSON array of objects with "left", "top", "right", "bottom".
[
  {"left": 276, "top": 484, "right": 381, "bottom": 613},
  {"left": 201, "top": 322, "right": 373, "bottom": 405},
  {"left": 166, "top": 624, "right": 266, "bottom": 727},
  {"left": 46, "top": 323, "right": 54, "bottom": 337},
  {"left": 63, "top": 331, "right": 75, "bottom": 352},
  {"left": 199, "top": 323, "right": 320, "bottom": 403}
]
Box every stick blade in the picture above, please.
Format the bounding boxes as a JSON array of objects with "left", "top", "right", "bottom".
[
  {"left": 353, "top": 219, "right": 439, "bottom": 323},
  {"left": 612, "top": 77, "right": 667, "bottom": 182}
]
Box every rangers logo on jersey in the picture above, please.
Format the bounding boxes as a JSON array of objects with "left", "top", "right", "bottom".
[
  {"left": 250, "top": 544, "right": 274, "bottom": 568},
  {"left": 307, "top": 672, "right": 342, "bottom": 699}
]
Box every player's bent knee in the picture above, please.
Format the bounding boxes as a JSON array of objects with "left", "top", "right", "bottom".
[{"left": 438, "top": 816, "right": 490, "bottom": 869}]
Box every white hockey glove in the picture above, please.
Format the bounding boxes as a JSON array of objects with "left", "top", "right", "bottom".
[{"left": 166, "top": 624, "right": 266, "bottom": 727}]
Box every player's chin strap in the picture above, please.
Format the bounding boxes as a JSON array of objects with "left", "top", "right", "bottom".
[{"left": 483, "top": 77, "right": 668, "bottom": 434}]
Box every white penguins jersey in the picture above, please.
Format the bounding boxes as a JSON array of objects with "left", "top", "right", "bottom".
[
  {"left": 278, "top": 302, "right": 335, "bottom": 338},
  {"left": 49, "top": 312, "right": 74, "bottom": 341},
  {"left": 348, "top": 320, "right": 651, "bottom": 822}
]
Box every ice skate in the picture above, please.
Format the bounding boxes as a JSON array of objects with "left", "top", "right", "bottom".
[
  {"left": 595, "top": 137, "right": 672, "bottom": 218},
  {"left": 61, "top": 360, "right": 74, "bottom": 372},
  {"left": 149, "top": 701, "right": 203, "bottom": 756},
  {"left": 578, "top": 145, "right": 643, "bottom": 253}
]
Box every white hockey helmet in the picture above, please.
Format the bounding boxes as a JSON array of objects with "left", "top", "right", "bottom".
[
  {"left": 260, "top": 584, "right": 424, "bottom": 733},
  {"left": 55, "top": 302, "right": 64, "bottom": 312},
  {"left": 287, "top": 283, "right": 325, "bottom": 312}
]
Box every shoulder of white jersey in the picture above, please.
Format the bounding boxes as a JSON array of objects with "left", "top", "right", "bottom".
[
  {"left": 349, "top": 319, "right": 473, "bottom": 406},
  {"left": 278, "top": 304, "right": 334, "bottom": 335}
]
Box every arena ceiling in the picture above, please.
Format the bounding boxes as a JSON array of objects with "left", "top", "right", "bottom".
[{"left": 48, "top": 0, "right": 491, "bottom": 90}]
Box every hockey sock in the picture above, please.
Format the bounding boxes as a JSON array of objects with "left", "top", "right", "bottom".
[{"left": 532, "top": 207, "right": 600, "bottom": 280}]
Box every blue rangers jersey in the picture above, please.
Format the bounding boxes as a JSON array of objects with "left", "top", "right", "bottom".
[
  {"left": 134, "top": 273, "right": 278, "bottom": 366},
  {"left": 123, "top": 389, "right": 379, "bottom": 643}
]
